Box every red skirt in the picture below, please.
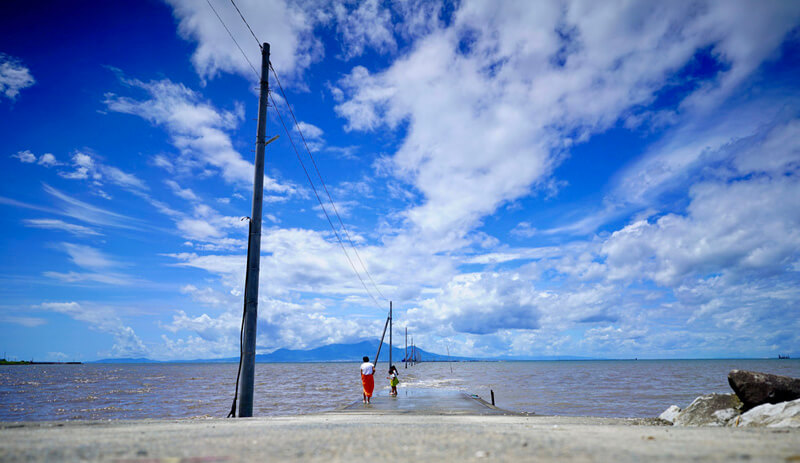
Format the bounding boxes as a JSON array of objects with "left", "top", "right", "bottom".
[{"left": 361, "top": 373, "right": 374, "bottom": 397}]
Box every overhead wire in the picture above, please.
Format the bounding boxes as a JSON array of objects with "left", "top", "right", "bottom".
[
  {"left": 204, "top": 3, "right": 391, "bottom": 416},
  {"left": 206, "top": 0, "right": 386, "bottom": 307},
  {"left": 268, "top": 63, "right": 387, "bottom": 301},
  {"left": 268, "top": 93, "right": 384, "bottom": 309},
  {"left": 205, "top": 0, "right": 259, "bottom": 79},
  {"left": 205, "top": 0, "right": 254, "bottom": 419},
  {"left": 216, "top": 0, "right": 388, "bottom": 307},
  {"left": 209, "top": 0, "right": 386, "bottom": 307},
  {"left": 228, "top": 0, "right": 262, "bottom": 49}
]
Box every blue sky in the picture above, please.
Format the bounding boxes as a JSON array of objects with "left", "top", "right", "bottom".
[{"left": 1, "top": 0, "right": 799, "bottom": 361}]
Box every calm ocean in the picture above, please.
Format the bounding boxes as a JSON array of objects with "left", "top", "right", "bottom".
[{"left": 1, "top": 359, "right": 798, "bottom": 421}]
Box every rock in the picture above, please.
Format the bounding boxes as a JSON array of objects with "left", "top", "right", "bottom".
[
  {"left": 673, "top": 393, "right": 742, "bottom": 426},
  {"left": 733, "top": 398, "right": 800, "bottom": 428},
  {"left": 712, "top": 408, "right": 738, "bottom": 423},
  {"left": 728, "top": 370, "right": 800, "bottom": 410},
  {"left": 658, "top": 405, "right": 681, "bottom": 423}
]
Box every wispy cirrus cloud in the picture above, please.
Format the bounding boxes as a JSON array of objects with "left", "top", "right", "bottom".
[{"left": 23, "top": 219, "right": 102, "bottom": 236}]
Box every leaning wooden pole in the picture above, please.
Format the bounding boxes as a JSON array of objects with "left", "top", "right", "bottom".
[
  {"left": 237, "top": 42, "right": 270, "bottom": 418},
  {"left": 374, "top": 308, "right": 390, "bottom": 368},
  {"left": 389, "top": 301, "right": 393, "bottom": 369}
]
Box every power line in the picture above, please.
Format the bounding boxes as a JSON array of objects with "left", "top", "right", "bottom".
[
  {"left": 269, "top": 63, "right": 387, "bottom": 301},
  {"left": 229, "top": 0, "right": 262, "bottom": 49},
  {"left": 205, "top": 0, "right": 260, "bottom": 79},
  {"left": 208, "top": 0, "right": 389, "bottom": 307},
  {"left": 269, "top": 94, "right": 384, "bottom": 309}
]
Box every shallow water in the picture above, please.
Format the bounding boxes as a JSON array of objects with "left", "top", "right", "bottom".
[{"left": 1, "top": 359, "right": 798, "bottom": 421}]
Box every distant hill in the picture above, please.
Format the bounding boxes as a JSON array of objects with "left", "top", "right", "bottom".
[
  {"left": 254, "top": 339, "right": 454, "bottom": 363},
  {"left": 88, "top": 341, "right": 595, "bottom": 363},
  {"left": 90, "top": 357, "right": 161, "bottom": 364}
]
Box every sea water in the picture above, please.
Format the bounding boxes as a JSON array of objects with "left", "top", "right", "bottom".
[{"left": 1, "top": 359, "right": 798, "bottom": 421}]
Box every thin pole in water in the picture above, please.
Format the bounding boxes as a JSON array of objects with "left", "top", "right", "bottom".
[
  {"left": 237, "top": 42, "right": 270, "bottom": 418},
  {"left": 446, "top": 341, "right": 453, "bottom": 374},
  {"left": 389, "top": 301, "right": 392, "bottom": 369}
]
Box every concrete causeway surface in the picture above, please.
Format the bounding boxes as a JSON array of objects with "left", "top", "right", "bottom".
[
  {"left": 1, "top": 389, "right": 799, "bottom": 462},
  {"left": 341, "top": 388, "right": 516, "bottom": 415}
]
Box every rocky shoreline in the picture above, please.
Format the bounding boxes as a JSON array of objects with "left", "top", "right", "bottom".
[{"left": 658, "top": 369, "right": 800, "bottom": 427}]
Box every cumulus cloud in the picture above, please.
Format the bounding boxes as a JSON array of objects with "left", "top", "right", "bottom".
[
  {"left": 11, "top": 149, "right": 36, "bottom": 163},
  {"left": 37, "top": 153, "right": 59, "bottom": 167},
  {"left": 36, "top": 302, "right": 147, "bottom": 358},
  {"left": 333, "top": 0, "right": 396, "bottom": 59},
  {"left": 413, "top": 272, "right": 542, "bottom": 335},
  {"left": 165, "top": 0, "right": 321, "bottom": 82},
  {"left": 0, "top": 53, "right": 35, "bottom": 100},
  {"left": 334, "top": 0, "right": 800, "bottom": 251},
  {"left": 159, "top": 299, "right": 379, "bottom": 359}
]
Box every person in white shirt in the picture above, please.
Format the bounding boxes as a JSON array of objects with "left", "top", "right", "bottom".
[{"left": 360, "top": 356, "right": 375, "bottom": 404}]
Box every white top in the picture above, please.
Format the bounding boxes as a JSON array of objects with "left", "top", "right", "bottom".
[{"left": 360, "top": 362, "right": 374, "bottom": 375}]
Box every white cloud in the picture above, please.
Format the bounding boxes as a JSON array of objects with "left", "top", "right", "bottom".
[
  {"left": 58, "top": 150, "right": 148, "bottom": 192},
  {"left": 159, "top": 298, "right": 379, "bottom": 359},
  {"left": 23, "top": 219, "right": 102, "bottom": 236},
  {"left": 333, "top": 0, "right": 396, "bottom": 60},
  {"left": 0, "top": 315, "right": 47, "bottom": 327},
  {"left": 334, "top": 0, "right": 800, "bottom": 252},
  {"left": 11, "top": 149, "right": 36, "bottom": 163},
  {"left": 165, "top": 0, "right": 321, "bottom": 83},
  {"left": 59, "top": 242, "right": 118, "bottom": 270},
  {"left": 104, "top": 77, "right": 296, "bottom": 195},
  {"left": 602, "top": 175, "right": 800, "bottom": 286},
  {"left": 42, "top": 184, "right": 144, "bottom": 231},
  {"left": 165, "top": 179, "right": 200, "bottom": 202},
  {"left": 411, "top": 272, "right": 542, "bottom": 335},
  {"left": 36, "top": 302, "right": 147, "bottom": 357},
  {"left": 0, "top": 53, "right": 35, "bottom": 100},
  {"left": 37, "top": 153, "right": 59, "bottom": 167},
  {"left": 43, "top": 271, "right": 134, "bottom": 286}
]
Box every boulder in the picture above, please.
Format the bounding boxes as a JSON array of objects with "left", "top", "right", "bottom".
[
  {"left": 673, "top": 393, "right": 742, "bottom": 426},
  {"left": 728, "top": 370, "right": 800, "bottom": 410},
  {"left": 733, "top": 398, "right": 800, "bottom": 428},
  {"left": 658, "top": 405, "right": 681, "bottom": 423}
]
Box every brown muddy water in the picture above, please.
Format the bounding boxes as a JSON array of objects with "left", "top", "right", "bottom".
[{"left": 1, "top": 359, "right": 798, "bottom": 421}]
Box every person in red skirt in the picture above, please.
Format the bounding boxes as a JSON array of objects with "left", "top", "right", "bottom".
[{"left": 360, "top": 356, "right": 375, "bottom": 404}]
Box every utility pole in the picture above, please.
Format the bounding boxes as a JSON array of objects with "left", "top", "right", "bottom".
[
  {"left": 405, "top": 327, "right": 408, "bottom": 369},
  {"left": 237, "top": 42, "right": 270, "bottom": 418},
  {"left": 389, "top": 301, "right": 393, "bottom": 369}
]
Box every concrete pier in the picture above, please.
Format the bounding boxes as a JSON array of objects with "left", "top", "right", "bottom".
[
  {"left": 341, "top": 388, "right": 516, "bottom": 415},
  {"left": 1, "top": 389, "right": 798, "bottom": 462}
]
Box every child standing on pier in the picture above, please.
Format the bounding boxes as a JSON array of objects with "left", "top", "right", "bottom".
[{"left": 388, "top": 365, "right": 399, "bottom": 396}]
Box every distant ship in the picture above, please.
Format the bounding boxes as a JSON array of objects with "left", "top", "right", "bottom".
[{"left": 778, "top": 354, "right": 790, "bottom": 359}]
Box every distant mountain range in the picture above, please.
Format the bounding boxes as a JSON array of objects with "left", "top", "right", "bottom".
[{"left": 91, "top": 339, "right": 595, "bottom": 363}]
